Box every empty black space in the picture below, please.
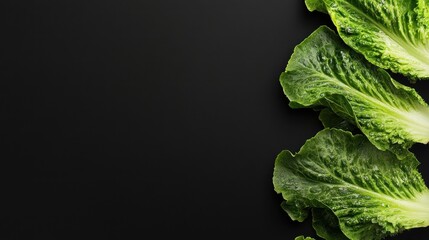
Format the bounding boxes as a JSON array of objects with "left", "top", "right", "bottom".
[{"left": 1, "top": 0, "right": 429, "bottom": 239}]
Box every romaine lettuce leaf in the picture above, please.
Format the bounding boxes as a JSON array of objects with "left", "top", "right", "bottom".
[
  {"left": 318, "top": 108, "right": 357, "bottom": 132},
  {"left": 312, "top": 208, "right": 349, "bottom": 240},
  {"left": 295, "top": 236, "right": 316, "bottom": 240},
  {"left": 305, "top": 0, "right": 327, "bottom": 13},
  {"left": 304, "top": 0, "right": 429, "bottom": 79},
  {"left": 280, "top": 25, "right": 429, "bottom": 159},
  {"left": 273, "top": 128, "right": 429, "bottom": 240}
]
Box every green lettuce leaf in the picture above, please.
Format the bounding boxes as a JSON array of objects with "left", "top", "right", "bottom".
[
  {"left": 304, "top": 0, "right": 429, "bottom": 79},
  {"left": 312, "top": 208, "right": 349, "bottom": 240},
  {"left": 280, "top": 25, "right": 429, "bottom": 159},
  {"left": 273, "top": 128, "right": 429, "bottom": 240},
  {"left": 318, "top": 108, "right": 357, "bottom": 132},
  {"left": 305, "top": 0, "right": 327, "bottom": 13},
  {"left": 295, "top": 236, "right": 316, "bottom": 240}
]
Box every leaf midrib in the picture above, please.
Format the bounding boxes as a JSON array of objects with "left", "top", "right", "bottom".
[
  {"left": 318, "top": 160, "right": 429, "bottom": 215},
  {"left": 310, "top": 70, "right": 408, "bottom": 116},
  {"left": 333, "top": 1, "right": 429, "bottom": 68}
]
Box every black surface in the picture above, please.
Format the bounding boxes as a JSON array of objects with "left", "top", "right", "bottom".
[{"left": 2, "top": 0, "right": 429, "bottom": 239}]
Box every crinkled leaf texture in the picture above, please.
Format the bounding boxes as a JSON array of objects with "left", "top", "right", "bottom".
[
  {"left": 280, "top": 25, "right": 429, "bottom": 159},
  {"left": 273, "top": 128, "right": 429, "bottom": 240},
  {"left": 304, "top": 0, "right": 429, "bottom": 79}
]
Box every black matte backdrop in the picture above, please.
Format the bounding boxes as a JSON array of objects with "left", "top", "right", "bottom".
[{"left": 2, "top": 0, "right": 429, "bottom": 239}]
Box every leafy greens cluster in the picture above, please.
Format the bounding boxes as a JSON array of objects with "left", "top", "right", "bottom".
[{"left": 273, "top": 1, "right": 429, "bottom": 240}]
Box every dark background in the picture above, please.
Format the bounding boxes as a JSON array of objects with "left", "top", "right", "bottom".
[{"left": 1, "top": 0, "right": 429, "bottom": 239}]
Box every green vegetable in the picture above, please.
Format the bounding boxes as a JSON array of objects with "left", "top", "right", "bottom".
[
  {"left": 318, "top": 108, "right": 357, "bottom": 132},
  {"left": 273, "top": 128, "right": 429, "bottom": 240},
  {"left": 304, "top": 0, "right": 429, "bottom": 79},
  {"left": 305, "top": 0, "right": 326, "bottom": 13},
  {"left": 312, "top": 208, "right": 349, "bottom": 240},
  {"left": 280, "top": 25, "right": 429, "bottom": 159},
  {"left": 295, "top": 236, "right": 316, "bottom": 240}
]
